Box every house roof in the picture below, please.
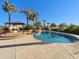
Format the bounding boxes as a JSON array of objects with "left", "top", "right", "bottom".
[{"left": 5, "top": 21, "right": 25, "bottom": 25}]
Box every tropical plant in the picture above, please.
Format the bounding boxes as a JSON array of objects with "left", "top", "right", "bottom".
[
  {"left": 58, "top": 23, "right": 68, "bottom": 31},
  {"left": 25, "top": 10, "right": 33, "bottom": 25},
  {"left": 31, "top": 12, "right": 38, "bottom": 25},
  {"left": 19, "top": 9, "right": 38, "bottom": 26},
  {"left": 34, "top": 21, "right": 42, "bottom": 31},
  {"left": 43, "top": 20, "right": 46, "bottom": 28},
  {"left": 46, "top": 22, "right": 50, "bottom": 30},
  {"left": 3, "top": 0, "right": 15, "bottom": 27}
]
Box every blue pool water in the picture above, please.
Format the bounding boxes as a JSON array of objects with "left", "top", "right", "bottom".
[{"left": 34, "top": 32, "right": 79, "bottom": 43}]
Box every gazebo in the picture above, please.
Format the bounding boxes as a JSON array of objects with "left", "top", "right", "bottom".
[{"left": 5, "top": 21, "right": 25, "bottom": 34}]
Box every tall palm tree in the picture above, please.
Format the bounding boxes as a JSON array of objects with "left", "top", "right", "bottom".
[
  {"left": 31, "top": 12, "right": 38, "bottom": 25},
  {"left": 3, "top": 0, "right": 15, "bottom": 27},
  {"left": 47, "top": 22, "right": 50, "bottom": 27},
  {"left": 25, "top": 10, "right": 33, "bottom": 25},
  {"left": 28, "top": 11, "right": 38, "bottom": 30},
  {"left": 20, "top": 9, "right": 33, "bottom": 25},
  {"left": 17, "top": 9, "right": 38, "bottom": 30},
  {"left": 43, "top": 20, "right": 46, "bottom": 28},
  {"left": 23, "top": 9, "right": 38, "bottom": 25}
]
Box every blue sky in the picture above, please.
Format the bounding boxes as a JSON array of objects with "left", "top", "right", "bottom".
[{"left": 0, "top": 0, "right": 79, "bottom": 26}]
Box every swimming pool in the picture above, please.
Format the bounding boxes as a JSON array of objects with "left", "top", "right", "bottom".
[{"left": 34, "top": 31, "right": 79, "bottom": 43}]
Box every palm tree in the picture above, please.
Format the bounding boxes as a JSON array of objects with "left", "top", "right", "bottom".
[
  {"left": 34, "top": 21, "right": 42, "bottom": 31},
  {"left": 23, "top": 9, "right": 38, "bottom": 26},
  {"left": 25, "top": 10, "right": 33, "bottom": 25},
  {"left": 16, "top": 8, "right": 38, "bottom": 30},
  {"left": 30, "top": 12, "right": 38, "bottom": 26},
  {"left": 47, "top": 22, "right": 50, "bottom": 26},
  {"left": 43, "top": 20, "right": 46, "bottom": 28},
  {"left": 29, "top": 11, "right": 38, "bottom": 30},
  {"left": 3, "top": 0, "right": 15, "bottom": 27},
  {"left": 20, "top": 9, "right": 34, "bottom": 25}
]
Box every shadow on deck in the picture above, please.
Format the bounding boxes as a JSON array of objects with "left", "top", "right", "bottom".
[{"left": 0, "top": 42, "right": 49, "bottom": 48}]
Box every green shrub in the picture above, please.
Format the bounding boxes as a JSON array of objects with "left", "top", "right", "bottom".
[
  {"left": 0, "top": 26, "right": 5, "bottom": 30},
  {"left": 64, "top": 24, "right": 79, "bottom": 35}
]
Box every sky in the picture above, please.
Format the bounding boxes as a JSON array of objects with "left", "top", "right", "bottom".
[{"left": 0, "top": 0, "right": 79, "bottom": 26}]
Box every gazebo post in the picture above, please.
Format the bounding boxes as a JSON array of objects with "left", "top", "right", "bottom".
[
  {"left": 22, "top": 24, "right": 24, "bottom": 34},
  {"left": 5, "top": 23, "right": 7, "bottom": 35}
]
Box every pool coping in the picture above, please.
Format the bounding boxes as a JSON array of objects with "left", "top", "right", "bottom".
[{"left": 51, "top": 31, "right": 79, "bottom": 43}]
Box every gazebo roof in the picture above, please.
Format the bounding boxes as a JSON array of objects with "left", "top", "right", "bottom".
[{"left": 5, "top": 21, "right": 25, "bottom": 25}]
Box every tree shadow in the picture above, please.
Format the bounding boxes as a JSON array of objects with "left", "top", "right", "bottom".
[
  {"left": 0, "top": 36, "right": 15, "bottom": 38},
  {"left": 0, "top": 38, "right": 10, "bottom": 40},
  {"left": 0, "top": 42, "right": 49, "bottom": 48},
  {"left": 0, "top": 36, "right": 16, "bottom": 40}
]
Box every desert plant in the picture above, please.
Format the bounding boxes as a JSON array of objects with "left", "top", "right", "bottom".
[{"left": 25, "top": 25, "right": 32, "bottom": 30}]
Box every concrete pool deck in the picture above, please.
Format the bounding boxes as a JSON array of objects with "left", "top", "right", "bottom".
[{"left": 0, "top": 33, "right": 79, "bottom": 59}]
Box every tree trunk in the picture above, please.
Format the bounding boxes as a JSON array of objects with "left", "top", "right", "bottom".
[
  {"left": 27, "top": 19, "right": 29, "bottom": 25},
  {"left": 44, "top": 22, "right": 45, "bottom": 28},
  {"left": 33, "top": 20, "right": 35, "bottom": 30},
  {"left": 8, "top": 12, "right": 11, "bottom": 27}
]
